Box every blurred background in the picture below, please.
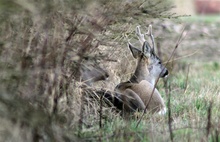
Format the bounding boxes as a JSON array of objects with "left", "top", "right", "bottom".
[
  {"left": 173, "top": 0, "right": 220, "bottom": 15},
  {"left": 0, "top": 0, "right": 220, "bottom": 141}
]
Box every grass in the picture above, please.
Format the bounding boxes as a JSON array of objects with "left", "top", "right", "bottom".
[
  {"left": 0, "top": 0, "right": 220, "bottom": 141},
  {"left": 180, "top": 15, "right": 220, "bottom": 23},
  {"left": 76, "top": 61, "right": 220, "bottom": 142}
]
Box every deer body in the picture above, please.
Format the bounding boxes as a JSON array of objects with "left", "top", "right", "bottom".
[
  {"left": 115, "top": 25, "right": 168, "bottom": 115},
  {"left": 116, "top": 80, "right": 166, "bottom": 114}
]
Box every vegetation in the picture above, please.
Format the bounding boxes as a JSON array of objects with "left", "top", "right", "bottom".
[{"left": 0, "top": 0, "right": 220, "bottom": 141}]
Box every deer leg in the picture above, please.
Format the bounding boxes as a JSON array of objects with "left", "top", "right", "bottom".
[{"left": 145, "top": 88, "right": 167, "bottom": 114}]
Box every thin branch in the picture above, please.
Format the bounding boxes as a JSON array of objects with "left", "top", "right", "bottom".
[
  {"left": 136, "top": 25, "right": 187, "bottom": 128},
  {"left": 99, "top": 94, "right": 103, "bottom": 129},
  {"left": 78, "top": 88, "right": 85, "bottom": 131},
  {"left": 163, "top": 49, "right": 200, "bottom": 64},
  {"left": 184, "top": 63, "right": 191, "bottom": 93},
  {"left": 215, "top": 129, "right": 219, "bottom": 142},
  {"left": 206, "top": 101, "right": 213, "bottom": 139},
  {"left": 167, "top": 83, "right": 173, "bottom": 142}
]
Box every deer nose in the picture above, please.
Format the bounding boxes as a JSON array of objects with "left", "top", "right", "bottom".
[
  {"left": 163, "top": 69, "right": 169, "bottom": 77},
  {"left": 161, "top": 68, "right": 169, "bottom": 78}
]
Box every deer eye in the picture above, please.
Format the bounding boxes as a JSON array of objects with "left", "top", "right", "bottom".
[{"left": 158, "top": 61, "right": 161, "bottom": 64}]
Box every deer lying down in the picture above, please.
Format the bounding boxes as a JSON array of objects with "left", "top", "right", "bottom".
[
  {"left": 100, "top": 25, "right": 168, "bottom": 115},
  {"left": 116, "top": 44, "right": 168, "bottom": 114},
  {"left": 73, "top": 63, "right": 109, "bottom": 86}
]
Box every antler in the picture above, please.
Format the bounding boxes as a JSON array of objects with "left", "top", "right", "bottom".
[
  {"left": 146, "top": 25, "right": 155, "bottom": 52},
  {"left": 135, "top": 26, "right": 146, "bottom": 45},
  {"left": 135, "top": 25, "right": 155, "bottom": 52}
]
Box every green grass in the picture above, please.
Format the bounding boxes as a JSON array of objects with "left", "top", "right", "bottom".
[
  {"left": 180, "top": 15, "right": 220, "bottom": 23},
  {"left": 1, "top": 1, "right": 220, "bottom": 141},
  {"left": 77, "top": 61, "right": 220, "bottom": 141}
]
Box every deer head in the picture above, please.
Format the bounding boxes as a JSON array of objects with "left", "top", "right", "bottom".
[{"left": 128, "top": 25, "right": 168, "bottom": 85}]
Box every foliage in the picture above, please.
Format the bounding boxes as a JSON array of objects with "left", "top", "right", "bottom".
[{"left": 0, "top": 0, "right": 220, "bottom": 141}]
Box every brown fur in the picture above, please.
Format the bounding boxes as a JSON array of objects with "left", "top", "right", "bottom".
[
  {"left": 114, "top": 25, "right": 168, "bottom": 115},
  {"left": 116, "top": 79, "right": 166, "bottom": 114}
]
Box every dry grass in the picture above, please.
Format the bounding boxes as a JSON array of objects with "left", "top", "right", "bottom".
[{"left": 0, "top": 0, "right": 220, "bottom": 141}]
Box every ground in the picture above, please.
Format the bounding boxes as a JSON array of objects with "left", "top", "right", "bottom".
[{"left": 0, "top": 1, "right": 220, "bottom": 141}]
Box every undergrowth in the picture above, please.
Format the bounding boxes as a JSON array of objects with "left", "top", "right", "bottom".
[{"left": 0, "top": 0, "right": 220, "bottom": 142}]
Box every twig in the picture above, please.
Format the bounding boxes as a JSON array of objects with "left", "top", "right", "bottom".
[
  {"left": 99, "top": 94, "right": 103, "bottom": 128},
  {"left": 136, "top": 25, "right": 187, "bottom": 128},
  {"left": 215, "top": 129, "right": 219, "bottom": 142},
  {"left": 65, "top": 26, "right": 77, "bottom": 42},
  {"left": 163, "top": 76, "right": 173, "bottom": 141},
  {"left": 163, "top": 49, "right": 200, "bottom": 64},
  {"left": 171, "top": 126, "right": 205, "bottom": 131},
  {"left": 98, "top": 90, "right": 105, "bottom": 141},
  {"left": 78, "top": 88, "right": 85, "bottom": 131},
  {"left": 167, "top": 83, "right": 173, "bottom": 142},
  {"left": 184, "top": 64, "right": 191, "bottom": 93},
  {"left": 206, "top": 101, "right": 213, "bottom": 139},
  {"left": 65, "top": 16, "right": 83, "bottom": 42}
]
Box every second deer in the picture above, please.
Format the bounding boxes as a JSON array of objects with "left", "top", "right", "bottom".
[{"left": 73, "top": 61, "right": 109, "bottom": 86}]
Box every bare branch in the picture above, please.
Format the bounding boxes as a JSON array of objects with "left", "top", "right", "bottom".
[
  {"left": 206, "top": 102, "right": 213, "bottom": 139},
  {"left": 163, "top": 49, "right": 200, "bottom": 64},
  {"left": 99, "top": 94, "right": 103, "bottom": 129},
  {"left": 167, "top": 83, "right": 173, "bottom": 142},
  {"left": 184, "top": 64, "right": 191, "bottom": 93}
]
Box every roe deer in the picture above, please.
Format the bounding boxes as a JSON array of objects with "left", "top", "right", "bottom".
[
  {"left": 73, "top": 63, "right": 109, "bottom": 86},
  {"left": 115, "top": 25, "right": 168, "bottom": 115}
]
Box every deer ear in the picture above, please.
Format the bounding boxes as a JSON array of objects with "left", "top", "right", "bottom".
[
  {"left": 128, "top": 43, "right": 141, "bottom": 59},
  {"left": 142, "top": 41, "right": 152, "bottom": 58}
]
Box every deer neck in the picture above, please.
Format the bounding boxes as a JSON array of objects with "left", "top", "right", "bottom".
[
  {"left": 145, "top": 74, "right": 156, "bottom": 86},
  {"left": 129, "top": 58, "right": 150, "bottom": 83}
]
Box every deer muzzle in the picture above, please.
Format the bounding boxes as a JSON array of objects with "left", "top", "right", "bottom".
[{"left": 160, "top": 68, "right": 169, "bottom": 78}]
